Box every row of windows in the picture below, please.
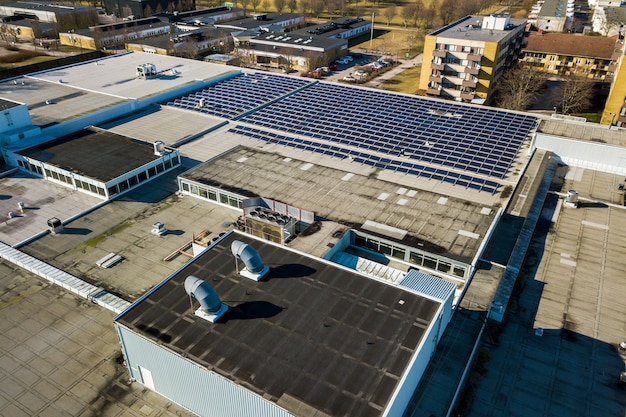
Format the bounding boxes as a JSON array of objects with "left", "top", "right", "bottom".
[
  {"left": 108, "top": 158, "right": 176, "bottom": 197},
  {"left": 354, "top": 234, "right": 467, "bottom": 279},
  {"left": 18, "top": 159, "right": 43, "bottom": 176},
  {"left": 180, "top": 181, "right": 243, "bottom": 209},
  {"left": 436, "top": 44, "right": 484, "bottom": 55}
]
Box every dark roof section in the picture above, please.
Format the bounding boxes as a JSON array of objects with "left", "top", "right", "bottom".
[
  {"left": 0, "top": 98, "right": 21, "bottom": 110},
  {"left": 523, "top": 33, "right": 619, "bottom": 60},
  {"left": 115, "top": 232, "right": 441, "bottom": 417},
  {"left": 18, "top": 128, "right": 159, "bottom": 181}
]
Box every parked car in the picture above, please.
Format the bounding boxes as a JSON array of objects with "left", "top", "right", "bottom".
[
  {"left": 353, "top": 70, "right": 368, "bottom": 80},
  {"left": 343, "top": 75, "right": 357, "bottom": 82},
  {"left": 336, "top": 57, "right": 350, "bottom": 65},
  {"left": 316, "top": 66, "right": 330, "bottom": 75},
  {"left": 345, "top": 55, "right": 354, "bottom": 62},
  {"left": 329, "top": 62, "right": 338, "bottom": 71}
]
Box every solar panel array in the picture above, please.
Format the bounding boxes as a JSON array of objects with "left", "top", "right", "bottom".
[
  {"left": 166, "top": 71, "right": 539, "bottom": 194},
  {"left": 240, "top": 83, "right": 537, "bottom": 179},
  {"left": 228, "top": 125, "right": 501, "bottom": 193},
  {"left": 165, "top": 73, "right": 311, "bottom": 119}
]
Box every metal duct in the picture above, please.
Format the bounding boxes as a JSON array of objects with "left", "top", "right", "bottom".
[
  {"left": 184, "top": 275, "right": 223, "bottom": 314},
  {"left": 231, "top": 240, "right": 266, "bottom": 274}
]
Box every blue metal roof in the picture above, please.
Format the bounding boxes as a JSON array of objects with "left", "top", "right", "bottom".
[{"left": 399, "top": 270, "right": 456, "bottom": 303}]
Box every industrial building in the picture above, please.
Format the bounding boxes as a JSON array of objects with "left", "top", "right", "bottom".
[
  {"left": 114, "top": 231, "right": 456, "bottom": 417},
  {"left": 420, "top": 14, "right": 526, "bottom": 103},
  {"left": 0, "top": 51, "right": 624, "bottom": 416},
  {"left": 13, "top": 128, "right": 181, "bottom": 200}
]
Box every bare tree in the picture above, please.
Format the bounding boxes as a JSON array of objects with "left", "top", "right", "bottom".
[
  {"left": 288, "top": 0, "right": 297, "bottom": 12},
  {"left": 494, "top": 66, "right": 546, "bottom": 110},
  {"left": 554, "top": 76, "right": 595, "bottom": 115},
  {"left": 312, "top": 0, "right": 324, "bottom": 18},
  {"left": 250, "top": 0, "right": 262, "bottom": 12},
  {"left": 599, "top": 7, "right": 626, "bottom": 36},
  {"left": 240, "top": 0, "right": 250, "bottom": 11},
  {"left": 274, "top": 0, "right": 286, "bottom": 12},
  {"left": 261, "top": 0, "right": 270, "bottom": 11},
  {"left": 438, "top": 0, "right": 456, "bottom": 25},
  {"left": 299, "top": 0, "right": 311, "bottom": 15},
  {"left": 401, "top": 4, "right": 416, "bottom": 28},
  {"left": 383, "top": 4, "right": 396, "bottom": 26}
]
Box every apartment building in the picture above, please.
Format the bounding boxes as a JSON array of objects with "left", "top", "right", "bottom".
[
  {"left": 520, "top": 32, "right": 621, "bottom": 81},
  {"left": 601, "top": 37, "right": 626, "bottom": 127},
  {"left": 420, "top": 14, "right": 526, "bottom": 104}
]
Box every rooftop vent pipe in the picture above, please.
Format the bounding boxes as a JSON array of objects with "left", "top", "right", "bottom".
[
  {"left": 184, "top": 275, "right": 228, "bottom": 322},
  {"left": 231, "top": 240, "right": 269, "bottom": 281}
]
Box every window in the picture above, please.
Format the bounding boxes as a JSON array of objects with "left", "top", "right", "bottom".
[
  {"left": 4, "top": 112, "right": 13, "bottom": 126},
  {"left": 181, "top": 182, "right": 190, "bottom": 192}
]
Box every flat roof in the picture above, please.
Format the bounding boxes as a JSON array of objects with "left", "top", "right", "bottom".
[
  {"left": 251, "top": 32, "right": 346, "bottom": 49},
  {"left": 26, "top": 51, "right": 234, "bottom": 101},
  {"left": 429, "top": 15, "right": 526, "bottom": 42},
  {"left": 538, "top": 118, "right": 626, "bottom": 147},
  {"left": 17, "top": 128, "right": 160, "bottom": 181},
  {"left": 115, "top": 231, "right": 441, "bottom": 417},
  {"left": 180, "top": 146, "right": 498, "bottom": 263},
  {"left": 0, "top": 77, "right": 126, "bottom": 128},
  {"left": 100, "top": 104, "right": 225, "bottom": 146}
]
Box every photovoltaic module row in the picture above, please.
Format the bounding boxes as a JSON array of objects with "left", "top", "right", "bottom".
[
  {"left": 165, "top": 72, "right": 312, "bottom": 119},
  {"left": 229, "top": 125, "right": 501, "bottom": 194},
  {"left": 239, "top": 82, "right": 538, "bottom": 180}
]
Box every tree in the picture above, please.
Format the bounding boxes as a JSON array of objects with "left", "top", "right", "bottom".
[
  {"left": 250, "top": 0, "right": 262, "bottom": 12},
  {"left": 312, "top": 0, "right": 324, "bottom": 18},
  {"left": 494, "top": 66, "right": 546, "bottom": 110},
  {"left": 288, "top": 0, "right": 297, "bottom": 12},
  {"left": 383, "top": 4, "right": 396, "bottom": 26},
  {"left": 401, "top": 5, "right": 416, "bottom": 28},
  {"left": 438, "top": 0, "right": 456, "bottom": 25},
  {"left": 299, "top": 0, "right": 311, "bottom": 15},
  {"left": 274, "top": 0, "right": 286, "bottom": 12},
  {"left": 554, "top": 76, "right": 595, "bottom": 115}
]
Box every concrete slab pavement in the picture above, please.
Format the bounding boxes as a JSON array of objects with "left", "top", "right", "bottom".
[{"left": 0, "top": 261, "right": 194, "bottom": 417}]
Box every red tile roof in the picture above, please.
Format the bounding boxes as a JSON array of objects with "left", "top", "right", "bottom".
[{"left": 523, "top": 33, "right": 619, "bottom": 59}]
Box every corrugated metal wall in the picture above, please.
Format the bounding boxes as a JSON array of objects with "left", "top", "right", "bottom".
[{"left": 116, "top": 325, "right": 294, "bottom": 417}]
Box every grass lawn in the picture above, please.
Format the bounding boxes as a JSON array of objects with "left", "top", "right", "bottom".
[
  {"left": 352, "top": 29, "right": 423, "bottom": 58},
  {"left": 381, "top": 65, "right": 421, "bottom": 94},
  {"left": 573, "top": 112, "right": 601, "bottom": 123},
  {"left": 0, "top": 54, "right": 57, "bottom": 70}
]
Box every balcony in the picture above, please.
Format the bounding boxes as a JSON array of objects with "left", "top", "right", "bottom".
[
  {"left": 467, "top": 53, "right": 481, "bottom": 61},
  {"left": 465, "top": 66, "right": 479, "bottom": 75},
  {"left": 608, "top": 62, "right": 617, "bottom": 72},
  {"left": 432, "top": 49, "right": 447, "bottom": 58},
  {"left": 618, "top": 114, "right": 626, "bottom": 124},
  {"left": 429, "top": 74, "right": 443, "bottom": 83},
  {"left": 462, "top": 79, "right": 477, "bottom": 88},
  {"left": 460, "top": 92, "right": 475, "bottom": 101},
  {"left": 431, "top": 62, "right": 444, "bottom": 70},
  {"left": 427, "top": 87, "right": 442, "bottom": 96}
]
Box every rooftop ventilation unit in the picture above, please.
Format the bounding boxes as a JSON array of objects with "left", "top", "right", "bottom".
[
  {"left": 231, "top": 240, "right": 269, "bottom": 281},
  {"left": 153, "top": 140, "right": 166, "bottom": 156},
  {"left": 184, "top": 275, "right": 228, "bottom": 322}
]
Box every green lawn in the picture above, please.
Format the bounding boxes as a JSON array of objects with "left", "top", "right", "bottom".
[
  {"left": 381, "top": 65, "right": 422, "bottom": 94},
  {"left": 0, "top": 55, "right": 57, "bottom": 69}
]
